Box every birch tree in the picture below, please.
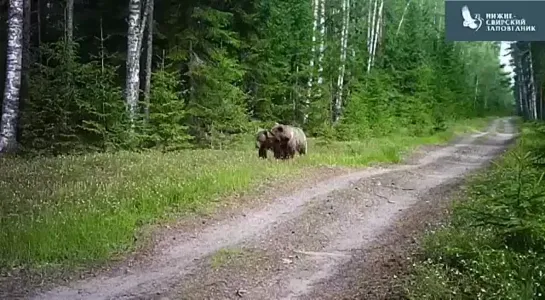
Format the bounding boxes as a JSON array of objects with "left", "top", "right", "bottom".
[
  {"left": 528, "top": 42, "right": 538, "bottom": 119},
  {"left": 333, "top": 0, "right": 350, "bottom": 123},
  {"left": 18, "top": 0, "right": 31, "bottom": 142},
  {"left": 0, "top": 0, "right": 513, "bottom": 154},
  {"left": 306, "top": 0, "right": 321, "bottom": 122},
  {"left": 125, "top": 0, "right": 150, "bottom": 125},
  {"left": 514, "top": 42, "right": 533, "bottom": 119},
  {"left": 366, "top": 0, "right": 372, "bottom": 53},
  {"left": 370, "top": 0, "right": 383, "bottom": 70},
  {"left": 396, "top": 0, "right": 412, "bottom": 35},
  {"left": 65, "top": 0, "right": 74, "bottom": 44},
  {"left": 316, "top": 0, "right": 326, "bottom": 90},
  {"left": 0, "top": 0, "right": 24, "bottom": 153},
  {"left": 143, "top": 0, "right": 154, "bottom": 122},
  {"left": 514, "top": 43, "right": 532, "bottom": 119},
  {"left": 366, "top": 0, "right": 377, "bottom": 73}
]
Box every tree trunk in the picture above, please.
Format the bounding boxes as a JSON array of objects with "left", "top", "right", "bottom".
[
  {"left": 143, "top": 0, "right": 154, "bottom": 123},
  {"left": 433, "top": 0, "right": 437, "bottom": 25},
  {"left": 65, "top": 0, "right": 73, "bottom": 44},
  {"left": 396, "top": 0, "right": 412, "bottom": 35},
  {"left": 125, "top": 0, "right": 150, "bottom": 125},
  {"left": 473, "top": 76, "right": 478, "bottom": 111},
  {"left": 304, "top": 0, "right": 320, "bottom": 123},
  {"left": 528, "top": 42, "right": 537, "bottom": 119},
  {"left": 366, "top": 0, "right": 372, "bottom": 53},
  {"left": 99, "top": 17, "right": 105, "bottom": 73},
  {"left": 369, "top": 0, "right": 383, "bottom": 70},
  {"left": 17, "top": 0, "right": 31, "bottom": 144},
  {"left": 0, "top": 0, "right": 24, "bottom": 153},
  {"left": 519, "top": 84, "right": 524, "bottom": 117},
  {"left": 539, "top": 84, "right": 544, "bottom": 120},
  {"left": 316, "top": 0, "right": 326, "bottom": 88},
  {"left": 367, "top": 0, "right": 377, "bottom": 73},
  {"left": 521, "top": 70, "right": 528, "bottom": 118},
  {"left": 334, "top": 0, "right": 350, "bottom": 123}
]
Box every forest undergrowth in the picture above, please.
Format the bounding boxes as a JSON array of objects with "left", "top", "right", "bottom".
[
  {"left": 0, "top": 118, "right": 490, "bottom": 273},
  {"left": 405, "top": 120, "right": 545, "bottom": 300}
]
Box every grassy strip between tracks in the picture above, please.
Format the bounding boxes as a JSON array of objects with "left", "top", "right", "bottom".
[
  {"left": 0, "top": 117, "right": 491, "bottom": 272},
  {"left": 404, "top": 119, "right": 545, "bottom": 300}
]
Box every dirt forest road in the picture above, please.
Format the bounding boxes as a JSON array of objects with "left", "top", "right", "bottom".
[{"left": 30, "top": 117, "right": 517, "bottom": 300}]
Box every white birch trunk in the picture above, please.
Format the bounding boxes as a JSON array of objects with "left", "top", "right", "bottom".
[
  {"left": 528, "top": 43, "right": 538, "bottom": 119},
  {"left": 350, "top": 0, "right": 356, "bottom": 60},
  {"left": 433, "top": 0, "right": 437, "bottom": 25},
  {"left": 518, "top": 81, "right": 523, "bottom": 117},
  {"left": 305, "top": 0, "right": 321, "bottom": 123},
  {"left": 538, "top": 81, "right": 543, "bottom": 120},
  {"left": 66, "top": 0, "right": 74, "bottom": 44},
  {"left": 370, "top": 0, "right": 383, "bottom": 70},
  {"left": 396, "top": 0, "right": 412, "bottom": 35},
  {"left": 45, "top": 0, "right": 50, "bottom": 22},
  {"left": 99, "top": 18, "right": 105, "bottom": 73},
  {"left": 126, "top": 0, "right": 141, "bottom": 123},
  {"left": 522, "top": 71, "right": 529, "bottom": 118},
  {"left": 137, "top": 1, "right": 150, "bottom": 55},
  {"left": 366, "top": 0, "right": 372, "bottom": 53},
  {"left": 0, "top": 0, "right": 24, "bottom": 152},
  {"left": 125, "top": 0, "right": 150, "bottom": 125},
  {"left": 519, "top": 69, "right": 526, "bottom": 117},
  {"left": 317, "top": 0, "right": 326, "bottom": 87},
  {"left": 366, "top": 0, "right": 378, "bottom": 73},
  {"left": 473, "top": 76, "right": 479, "bottom": 110},
  {"left": 143, "top": 0, "right": 154, "bottom": 123},
  {"left": 18, "top": 0, "right": 30, "bottom": 143},
  {"left": 334, "top": 0, "right": 350, "bottom": 123}
]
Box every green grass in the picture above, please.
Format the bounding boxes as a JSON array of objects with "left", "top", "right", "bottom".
[
  {"left": 209, "top": 248, "right": 246, "bottom": 269},
  {"left": 0, "top": 117, "right": 491, "bottom": 271},
  {"left": 404, "top": 119, "right": 545, "bottom": 300}
]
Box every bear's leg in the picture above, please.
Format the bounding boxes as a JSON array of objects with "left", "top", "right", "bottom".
[{"left": 258, "top": 146, "right": 268, "bottom": 159}]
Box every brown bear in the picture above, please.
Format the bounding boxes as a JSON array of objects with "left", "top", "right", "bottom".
[
  {"left": 269, "top": 123, "right": 308, "bottom": 159},
  {"left": 256, "top": 129, "right": 285, "bottom": 159}
]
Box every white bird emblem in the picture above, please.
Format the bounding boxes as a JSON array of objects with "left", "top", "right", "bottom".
[{"left": 461, "top": 5, "right": 483, "bottom": 31}]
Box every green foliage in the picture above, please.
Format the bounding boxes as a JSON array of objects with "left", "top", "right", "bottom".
[
  {"left": 405, "top": 121, "right": 545, "bottom": 300},
  {"left": 512, "top": 41, "right": 545, "bottom": 120},
  {"left": 0, "top": 118, "right": 488, "bottom": 270},
  {"left": 21, "top": 41, "right": 129, "bottom": 155},
  {"left": 185, "top": 48, "right": 249, "bottom": 148},
  {"left": 141, "top": 69, "right": 192, "bottom": 151},
  {"left": 338, "top": 72, "right": 395, "bottom": 139},
  {"left": 178, "top": 7, "right": 251, "bottom": 148},
  {"left": 3, "top": 0, "right": 512, "bottom": 154}
]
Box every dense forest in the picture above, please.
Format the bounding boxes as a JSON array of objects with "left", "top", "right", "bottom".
[
  {"left": 404, "top": 42, "right": 545, "bottom": 299},
  {"left": 0, "top": 0, "right": 523, "bottom": 291},
  {"left": 0, "top": 0, "right": 513, "bottom": 155},
  {"left": 510, "top": 41, "right": 545, "bottom": 121}
]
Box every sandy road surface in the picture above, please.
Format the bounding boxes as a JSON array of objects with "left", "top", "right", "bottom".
[{"left": 28, "top": 118, "right": 517, "bottom": 300}]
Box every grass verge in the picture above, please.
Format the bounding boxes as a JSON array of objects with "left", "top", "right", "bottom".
[
  {"left": 0, "top": 117, "right": 491, "bottom": 272},
  {"left": 404, "top": 119, "right": 545, "bottom": 300}
]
